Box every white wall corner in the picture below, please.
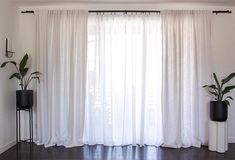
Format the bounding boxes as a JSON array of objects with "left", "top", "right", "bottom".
[{"left": 0, "top": 140, "right": 16, "bottom": 155}]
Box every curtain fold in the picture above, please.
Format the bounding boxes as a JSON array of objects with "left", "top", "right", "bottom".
[
  {"left": 161, "top": 10, "right": 212, "bottom": 148},
  {"left": 83, "top": 13, "right": 163, "bottom": 146},
  {"left": 35, "top": 10, "right": 88, "bottom": 147}
]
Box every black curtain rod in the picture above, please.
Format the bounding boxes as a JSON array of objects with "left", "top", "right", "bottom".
[
  {"left": 88, "top": 10, "right": 161, "bottom": 13},
  {"left": 89, "top": 10, "right": 233, "bottom": 14},
  {"left": 21, "top": 10, "right": 232, "bottom": 14},
  {"left": 212, "top": 10, "right": 232, "bottom": 14},
  {"left": 21, "top": 10, "right": 35, "bottom": 14}
]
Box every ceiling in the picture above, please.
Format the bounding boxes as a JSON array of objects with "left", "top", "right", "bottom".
[{"left": 13, "top": 0, "right": 235, "bottom": 4}]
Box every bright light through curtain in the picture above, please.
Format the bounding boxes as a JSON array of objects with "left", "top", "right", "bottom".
[
  {"left": 83, "top": 13, "right": 163, "bottom": 146},
  {"left": 161, "top": 11, "right": 211, "bottom": 148},
  {"left": 35, "top": 10, "right": 87, "bottom": 147}
]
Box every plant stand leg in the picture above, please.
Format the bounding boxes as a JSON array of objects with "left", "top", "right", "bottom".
[
  {"left": 19, "top": 110, "right": 21, "bottom": 150},
  {"left": 29, "top": 108, "right": 34, "bottom": 151},
  {"left": 32, "top": 108, "right": 34, "bottom": 151},
  {"left": 29, "top": 108, "right": 32, "bottom": 151},
  {"left": 16, "top": 108, "right": 18, "bottom": 152}
]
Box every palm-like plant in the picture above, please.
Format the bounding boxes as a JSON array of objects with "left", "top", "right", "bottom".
[
  {"left": 0, "top": 54, "right": 41, "bottom": 90},
  {"left": 203, "top": 73, "right": 235, "bottom": 106}
]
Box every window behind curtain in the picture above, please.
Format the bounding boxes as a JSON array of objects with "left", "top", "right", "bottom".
[{"left": 84, "top": 13, "right": 163, "bottom": 146}]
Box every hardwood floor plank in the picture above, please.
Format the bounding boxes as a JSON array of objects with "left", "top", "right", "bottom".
[{"left": 0, "top": 142, "right": 235, "bottom": 160}]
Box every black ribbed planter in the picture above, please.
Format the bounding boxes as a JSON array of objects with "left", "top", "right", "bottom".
[
  {"left": 210, "top": 101, "right": 228, "bottom": 122},
  {"left": 16, "top": 90, "right": 33, "bottom": 110}
]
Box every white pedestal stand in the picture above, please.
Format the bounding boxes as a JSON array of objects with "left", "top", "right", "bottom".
[{"left": 209, "top": 120, "right": 228, "bottom": 153}]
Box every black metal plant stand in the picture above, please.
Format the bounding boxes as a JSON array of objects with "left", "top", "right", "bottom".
[{"left": 16, "top": 107, "right": 33, "bottom": 152}]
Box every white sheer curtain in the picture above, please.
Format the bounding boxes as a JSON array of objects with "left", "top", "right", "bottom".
[
  {"left": 161, "top": 11, "right": 211, "bottom": 148},
  {"left": 35, "top": 10, "right": 87, "bottom": 147},
  {"left": 83, "top": 13, "right": 163, "bottom": 146},
  {"left": 35, "top": 10, "right": 212, "bottom": 148}
]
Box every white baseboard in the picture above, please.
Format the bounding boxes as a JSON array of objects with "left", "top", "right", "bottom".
[
  {"left": 0, "top": 140, "right": 16, "bottom": 155},
  {"left": 228, "top": 137, "right": 235, "bottom": 143}
]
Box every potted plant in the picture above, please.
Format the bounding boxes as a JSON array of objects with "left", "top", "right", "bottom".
[
  {"left": 1, "top": 54, "right": 41, "bottom": 110},
  {"left": 203, "top": 73, "right": 235, "bottom": 122}
]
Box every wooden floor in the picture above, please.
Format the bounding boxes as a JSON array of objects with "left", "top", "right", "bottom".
[{"left": 1, "top": 143, "right": 235, "bottom": 160}]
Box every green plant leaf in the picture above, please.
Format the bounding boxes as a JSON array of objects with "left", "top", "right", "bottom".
[
  {"left": 209, "top": 91, "right": 218, "bottom": 98},
  {"left": 0, "top": 61, "right": 17, "bottom": 68},
  {"left": 19, "top": 54, "right": 28, "bottom": 73},
  {"left": 30, "top": 71, "right": 41, "bottom": 75},
  {"left": 224, "top": 100, "right": 230, "bottom": 106},
  {"left": 32, "top": 76, "right": 40, "bottom": 83},
  {"left": 203, "top": 85, "right": 217, "bottom": 90},
  {"left": 213, "top": 73, "right": 220, "bottom": 89},
  {"left": 21, "top": 68, "right": 29, "bottom": 77},
  {"left": 213, "top": 73, "right": 222, "bottom": 100},
  {"left": 222, "top": 73, "right": 235, "bottom": 85},
  {"left": 225, "top": 96, "right": 234, "bottom": 101},
  {"left": 222, "top": 85, "right": 235, "bottom": 95},
  {"left": 9, "top": 73, "right": 21, "bottom": 80}
]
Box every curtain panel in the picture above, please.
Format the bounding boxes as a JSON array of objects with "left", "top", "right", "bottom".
[
  {"left": 84, "top": 13, "right": 163, "bottom": 146},
  {"left": 161, "top": 10, "right": 212, "bottom": 148},
  {"left": 35, "top": 10, "right": 88, "bottom": 147}
]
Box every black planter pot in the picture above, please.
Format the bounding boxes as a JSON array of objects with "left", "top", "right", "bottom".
[
  {"left": 16, "top": 90, "right": 33, "bottom": 110},
  {"left": 210, "top": 101, "right": 228, "bottom": 122}
]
